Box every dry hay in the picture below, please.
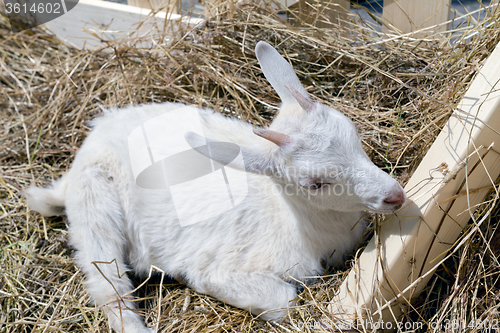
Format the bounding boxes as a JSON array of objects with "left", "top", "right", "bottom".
[{"left": 1, "top": 1, "right": 500, "bottom": 332}]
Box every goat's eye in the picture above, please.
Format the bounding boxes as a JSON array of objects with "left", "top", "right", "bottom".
[{"left": 307, "top": 182, "right": 326, "bottom": 190}]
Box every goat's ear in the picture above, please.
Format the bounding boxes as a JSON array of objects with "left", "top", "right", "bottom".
[
  {"left": 184, "top": 132, "right": 276, "bottom": 175},
  {"left": 256, "top": 41, "right": 312, "bottom": 109}
]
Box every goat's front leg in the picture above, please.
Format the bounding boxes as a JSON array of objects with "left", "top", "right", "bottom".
[{"left": 190, "top": 269, "right": 297, "bottom": 321}]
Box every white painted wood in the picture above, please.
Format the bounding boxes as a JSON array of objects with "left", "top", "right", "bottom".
[
  {"left": 278, "top": 0, "right": 299, "bottom": 6},
  {"left": 383, "top": 0, "right": 451, "bottom": 35},
  {"left": 41, "top": 0, "right": 203, "bottom": 50},
  {"left": 127, "top": 0, "right": 180, "bottom": 14},
  {"left": 291, "top": 0, "right": 350, "bottom": 28},
  {"left": 328, "top": 42, "right": 500, "bottom": 327}
]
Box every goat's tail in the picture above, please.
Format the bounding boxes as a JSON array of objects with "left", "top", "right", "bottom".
[{"left": 24, "top": 177, "right": 67, "bottom": 216}]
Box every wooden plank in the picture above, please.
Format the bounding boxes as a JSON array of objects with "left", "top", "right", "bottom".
[
  {"left": 278, "top": 0, "right": 299, "bottom": 7},
  {"left": 382, "top": 0, "right": 451, "bottom": 36},
  {"left": 127, "top": 0, "right": 180, "bottom": 14},
  {"left": 41, "top": 0, "right": 203, "bottom": 50},
  {"left": 290, "top": 0, "right": 350, "bottom": 28},
  {"left": 328, "top": 41, "right": 500, "bottom": 326}
]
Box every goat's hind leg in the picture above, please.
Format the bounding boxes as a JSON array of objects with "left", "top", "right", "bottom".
[{"left": 65, "top": 166, "right": 153, "bottom": 333}]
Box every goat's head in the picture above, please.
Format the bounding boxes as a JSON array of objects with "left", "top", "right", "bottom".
[{"left": 186, "top": 41, "right": 405, "bottom": 214}]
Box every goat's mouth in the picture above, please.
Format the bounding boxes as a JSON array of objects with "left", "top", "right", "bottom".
[{"left": 365, "top": 204, "right": 402, "bottom": 214}]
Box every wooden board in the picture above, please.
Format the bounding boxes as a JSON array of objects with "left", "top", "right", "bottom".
[
  {"left": 328, "top": 41, "right": 500, "bottom": 327},
  {"left": 290, "top": 0, "right": 350, "bottom": 28},
  {"left": 41, "top": 0, "right": 203, "bottom": 50},
  {"left": 382, "top": 0, "right": 451, "bottom": 36},
  {"left": 127, "top": 0, "right": 180, "bottom": 14}
]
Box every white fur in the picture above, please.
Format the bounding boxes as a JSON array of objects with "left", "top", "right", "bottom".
[{"left": 24, "top": 42, "right": 405, "bottom": 333}]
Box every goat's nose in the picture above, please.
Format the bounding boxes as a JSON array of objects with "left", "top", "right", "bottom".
[{"left": 383, "top": 188, "right": 406, "bottom": 208}]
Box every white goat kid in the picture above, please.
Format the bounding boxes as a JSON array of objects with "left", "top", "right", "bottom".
[{"left": 25, "top": 41, "right": 405, "bottom": 333}]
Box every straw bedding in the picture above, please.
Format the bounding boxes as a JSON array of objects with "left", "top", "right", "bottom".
[{"left": 1, "top": 1, "right": 500, "bottom": 331}]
